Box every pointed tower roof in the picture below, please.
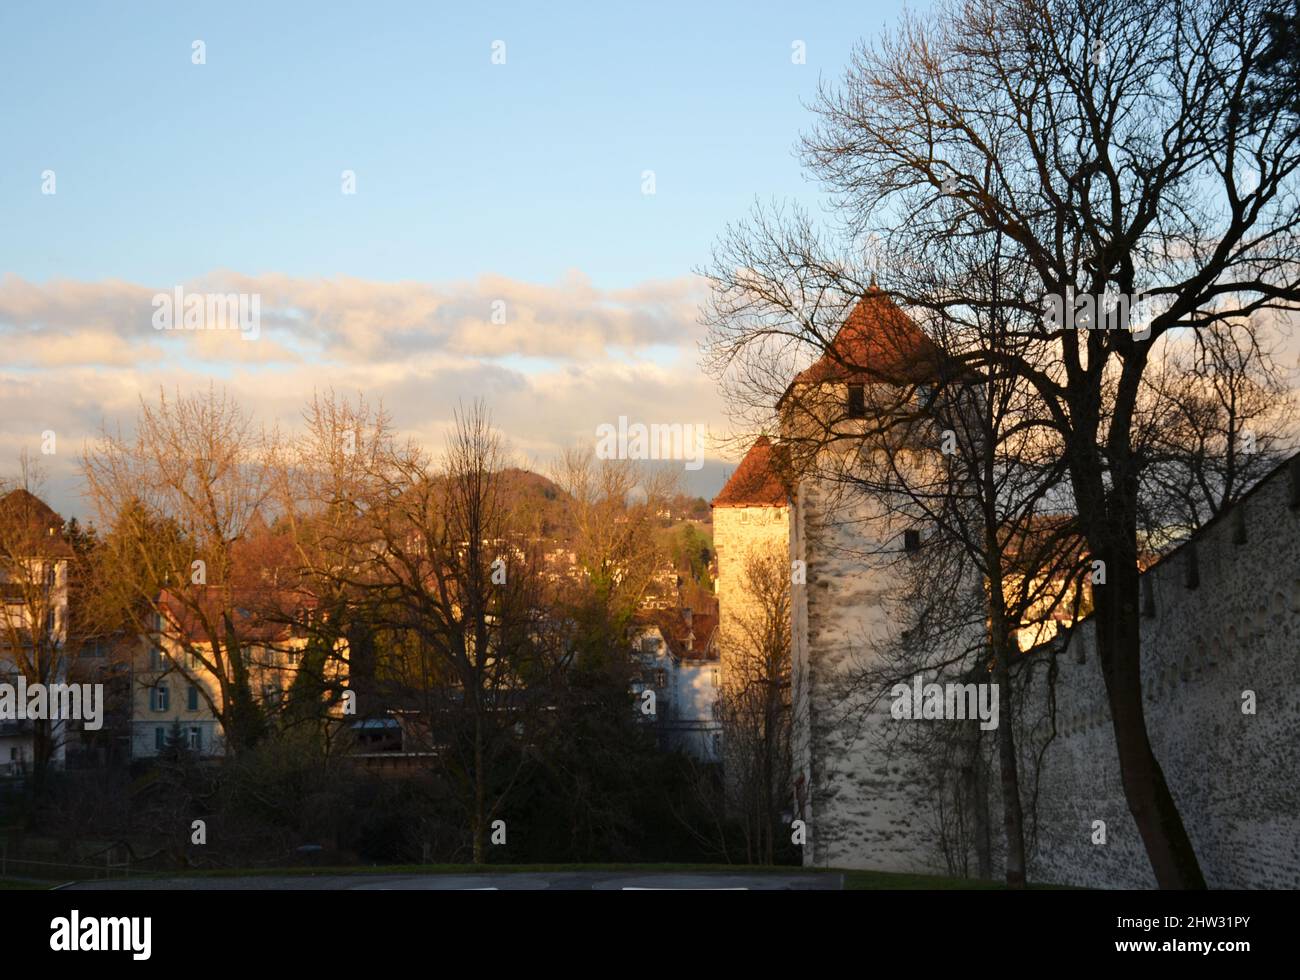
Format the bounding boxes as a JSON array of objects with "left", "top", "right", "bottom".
[
  {"left": 712, "top": 436, "right": 788, "bottom": 507},
  {"left": 778, "top": 288, "right": 945, "bottom": 406}
]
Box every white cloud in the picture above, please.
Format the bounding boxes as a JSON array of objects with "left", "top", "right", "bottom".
[{"left": 0, "top": 271, "right": 730, "bottom": 516}]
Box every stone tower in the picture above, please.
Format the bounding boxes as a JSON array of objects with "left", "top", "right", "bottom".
[
  {"left": 781, "top": 288, "right": 954, "bottom": 872},
  {"left": 712, "top": 435, "right": 791, "bottom": 658}
]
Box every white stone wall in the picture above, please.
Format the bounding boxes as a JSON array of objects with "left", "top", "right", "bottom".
[
  {"left": 790, "top": 473, "right": 943, "bottom": 872},
  {"left": 1008, "top": 462, "right": 1300, "bottom": 888},
  {"left": 792, "top": 453, "right": 1300, "bottom": 887},
  {"left": 669, "top": 658, "right": 722, "bottom": 763}
]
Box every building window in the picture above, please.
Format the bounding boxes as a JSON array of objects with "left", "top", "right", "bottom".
[
  {"left": 711, "top": 668, "right": 720, "bottom": 687},
  {"left": 149, "top": 647, "right": 163, "bottom": 671},
  {"left": 152, "top": 684, "right": 169, "bottom": 712},
  {"left": 904, "top": 529, "right": 921, "bottom": 553},
  {"left": 188, "top": 727, "right": 201, "bottom": 751},
  {"left": 154, "top": 727, "right": 165, "bottom": 751},
  {"left": 847, "top": 384, "right": 867, "bottom": 419},
  {"left": 655, "top": 669, "right": 667, "bottom": 689},
  {"left": 187, "top": 686, "right": 199, "bottom": 711}
]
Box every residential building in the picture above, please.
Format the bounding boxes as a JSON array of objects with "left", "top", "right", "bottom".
[
  {"left": 0, "top": 489, "right": 72, "bottom": 777},
  {"left": 131, "top": 590, "right": 348, "bottom": 758},
  {"left": 630, "top": 605, "right": 722, "bottom": 761}
]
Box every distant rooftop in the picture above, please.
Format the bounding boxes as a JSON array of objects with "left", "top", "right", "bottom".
[{"left": 713, "top": 436, "right": 788, "bottom": 508}]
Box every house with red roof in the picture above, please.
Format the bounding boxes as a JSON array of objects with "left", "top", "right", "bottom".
[{"left": 629, "top": 604, "right": 722, "bottom": 762}]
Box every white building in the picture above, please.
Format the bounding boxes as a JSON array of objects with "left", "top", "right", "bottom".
[
  {"left": 0, "top": 490, "right": 72, "bottom": 776},
  {"left": 630, "top": 607, "right": 722, "bottom": 762}
]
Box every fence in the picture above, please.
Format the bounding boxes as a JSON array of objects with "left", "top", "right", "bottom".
[{"left": 0, "top": 843, "right": 131, "bottom": 881}]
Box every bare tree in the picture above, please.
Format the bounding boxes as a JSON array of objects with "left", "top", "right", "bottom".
[
  {"left": 82, "top": 386, "right": 281, "bottom": 756},
  {"left": 1138, "top": 314, "right": 1298, "bottom": 541},
  {"left": 289, "top": 397, "right": 565, "bottom": 862},
  {"left": 550, "top": 448, "right": 678, "bottom": 659}
]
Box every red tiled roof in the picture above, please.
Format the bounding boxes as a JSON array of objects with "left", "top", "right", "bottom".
[
  {"left": 688, "top": 612, "right": 719, "bottom": 654},
  {"left": 634, "top": 605, "right": 720, "bottom": 661},
  {"left": 779, "top": 289, "right": 946, "bottom": 404},
  {"left": 157, "top": 588, "right": 317, "bottom": 644},
  {"left": 713, "top": 437, "right": 788, "bottom": 508}
]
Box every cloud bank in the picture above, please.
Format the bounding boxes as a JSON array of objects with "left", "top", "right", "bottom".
[{"left": 0, "top": 271, "right": 731, "bottom": 516}]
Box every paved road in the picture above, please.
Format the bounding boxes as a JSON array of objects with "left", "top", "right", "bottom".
[{"left": 62, "top": 871, "right": 841, "bottom": 891}]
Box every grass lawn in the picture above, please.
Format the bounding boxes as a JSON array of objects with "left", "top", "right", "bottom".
[
  {"left": 0, "top": 877, "right": 50, "bottom": 890},
  {"left": 840, "top": 868, "right": 1070, "bottom": 889}
]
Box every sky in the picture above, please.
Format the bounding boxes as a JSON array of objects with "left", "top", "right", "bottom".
[{"left": 0, "top": 0, "right": 931, "bottom": 518}]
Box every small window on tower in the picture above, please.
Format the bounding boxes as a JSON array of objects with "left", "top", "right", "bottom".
[
  {"left": 847, "top": 384, "right": 867, "bottom": 419},
  {"left": 904, "top": 529, "right": 921, "bottom": 553}
]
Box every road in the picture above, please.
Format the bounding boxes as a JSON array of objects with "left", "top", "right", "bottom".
[{"left": 61, "top": 870, "right": 842, "bottom": 891}]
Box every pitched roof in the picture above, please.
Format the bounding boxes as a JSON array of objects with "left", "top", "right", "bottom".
[
  {"left": 157, "top": 588, "right": 318, "bottom": 644},
  {"left": 779, "top": 288, "right": 946, "bottom": 405},
  {"left": 713, "top": 436, "right": 788, "bottom": 508},
  {"left": 0, "top": 489, "right": 74, "bottom": 557},
  {"left": 632, "top": 604, "right": 720, "bottom": 662},
  {"left": 0, "top": 489, "right": 62, "bottom": 529}
]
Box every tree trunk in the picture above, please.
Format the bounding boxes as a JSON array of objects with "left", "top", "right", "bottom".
[
  {"left": 992, "top": 649, "right": 1026, "bottom": 887},
  {"left": 31, "top": 717, "right": 52, "bottom": 798},
  {"left": 473, "top": 713, "right": 486, "bottom": 864},
  {"left": 1092, "top": 546, "right": 1207, "bottom": 889},
  {"left": 985, "top": 591, "right": 1027, "bottom": 888},
  {"left": 961, "top": 722, "right": 992, "bottom": 880}
]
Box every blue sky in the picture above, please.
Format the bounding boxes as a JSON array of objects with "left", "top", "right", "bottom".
[
  {"left": 1, "top": 0, "right": 923, "bottom": 285},
  {"left": 0, "top": 0, "right": 926, "bottom": 515}
]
